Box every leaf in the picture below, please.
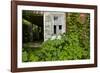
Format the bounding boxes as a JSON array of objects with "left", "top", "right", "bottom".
[{"left": 22, "top": 51, "right": 28, "bottom": 62}]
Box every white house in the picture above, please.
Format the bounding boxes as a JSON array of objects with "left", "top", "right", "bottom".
[{"left": 44, "top": 12, "right": 66, "bottom": 41}]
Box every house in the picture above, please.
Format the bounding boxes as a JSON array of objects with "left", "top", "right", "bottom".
[
  {"left": 23, "top": 11, "right": 66, "bottom": 42},
  {"left": 44, "top": 12, "right": 66, "bottom": 41}
]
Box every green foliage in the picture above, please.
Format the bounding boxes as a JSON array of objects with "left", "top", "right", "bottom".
[
  {"left": 22, "top": 19, "right": 32, "bottom": 26},
  {"left": 22, "top": 13, "right": 90, "bottom": 62},
  {"left": 22, "top": 51, "right": 28, "bottom": 62},
  {"left": 22, "top": 10, "right": 44, "bottom": 43}
]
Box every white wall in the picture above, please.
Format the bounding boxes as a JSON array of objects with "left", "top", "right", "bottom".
[{"left": 0, "top": 0, "right": 99, "bottom": 73}]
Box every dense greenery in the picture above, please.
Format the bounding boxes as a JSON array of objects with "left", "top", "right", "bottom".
[{"left": 22, "top": 12, "right": 90, "bottom": 62}]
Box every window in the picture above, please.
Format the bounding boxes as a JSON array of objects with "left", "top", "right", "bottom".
[
  {"left": 54, "top": 16, "right": 58, "bottom": 20},
  {"left": 59, "top": 25, "right": 62, "bottom": 30},
  {"left": 54, "top": 25, "right": 56, "bottom": 34}
]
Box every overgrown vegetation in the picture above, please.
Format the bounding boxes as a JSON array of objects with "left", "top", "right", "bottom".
[{"left": 22, "top": 12, "right": 90, "bottom": 62}]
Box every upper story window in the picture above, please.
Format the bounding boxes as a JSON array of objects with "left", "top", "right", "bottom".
[{"left": 54, "top": 16, "right": 58, "bottom": 21}]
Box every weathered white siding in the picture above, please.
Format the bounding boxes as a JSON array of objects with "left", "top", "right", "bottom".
[{"left": 44, "top": 12, "right": 66, "bottom": 41}]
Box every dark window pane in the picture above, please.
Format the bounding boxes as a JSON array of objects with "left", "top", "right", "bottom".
[
  {"left": 54, "top": 25, "right": 56, "bottom": 34},
  {"left": 59, "top": 25, "right": 62, "bottom": 30},
  {"left": 54, "top": 16, "right": 58, "bottom": 20}
]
